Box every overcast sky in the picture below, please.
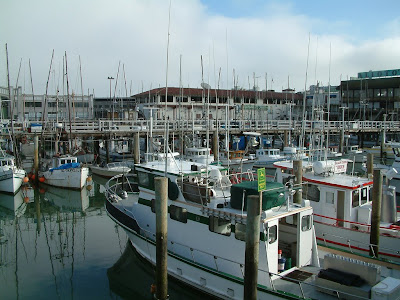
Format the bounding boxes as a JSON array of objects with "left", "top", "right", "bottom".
[{"left": 1, "top": 0, "right": 400, "bottom": 97}]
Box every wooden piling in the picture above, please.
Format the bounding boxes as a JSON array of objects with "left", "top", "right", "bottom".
[
  {"left": 367, "top": 153, "right": 374, "bottom": 178},
  {"left": 284, "top": 130, "right": 288, "bottom": 148},
  {"left": 134, "top": 132, "right": 140, "bottom": 164},
  {"left": 105, "top": 137, "right": 110, "bottom": 164},
  {"left": 155, "top": 177, "right": 168, "bottom": 300},
  {"left": 293, "top": 160, "right": 302, "bottom": 204},
  {"left": 244, "top": 195, "right": 261, "bottom": 300},
  {"left": 33, "top": 135, "right": 39, "bottom": 185},
  {"left": 370, "top": 169, "right": 382, "bottom": 258}
]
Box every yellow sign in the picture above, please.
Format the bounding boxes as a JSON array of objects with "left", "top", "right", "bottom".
[{"left": 257, "top": 168, "right": 266, "bottom": 192}]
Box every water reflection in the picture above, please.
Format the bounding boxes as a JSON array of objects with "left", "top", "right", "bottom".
[
  {"left": 0, "top": 180, "right": 129, "bottom": 299},
  {"left": 108, "top": 241, "right": 217, "bottom": 300}
]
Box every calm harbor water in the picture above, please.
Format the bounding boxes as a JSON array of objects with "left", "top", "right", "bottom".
[
  {"left": 1, "top": 159, "right": 398, "bottom": 299},
  {"left": 0, "top": 174, "right": 205, "bottom": 300}
]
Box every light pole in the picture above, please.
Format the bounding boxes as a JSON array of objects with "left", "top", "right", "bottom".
[{"left": 108, "top": 76, "right": 114, "bottom": 120}]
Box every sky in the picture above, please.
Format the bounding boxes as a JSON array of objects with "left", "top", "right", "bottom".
[{"left": 1, "top": 0, "right": 400, "bottom": 97}]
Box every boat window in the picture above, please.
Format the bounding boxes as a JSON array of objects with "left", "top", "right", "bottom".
[
  {"left": 361, "top": 188, "right": 368, "bottom": 205},
  {"left": 303, "top": 183, "right": 320, "bottom": 202},
  {"left": 169, "top": 205, "right": 187, "bottom": 223},
  {"left": 234, "top": 223, "right": 246, "bottom": 241},
  {"left": 209, "top": 216, "right": 231, "bottom": 236},
  {"left": 268, "top": 225, "right": 277, "bottom": 244},
  {"left": 301, "top": 215, "right": 312, "bottom": 231},
  {"left": 138, "top": 171, "right": 150, "bottom": 188},
  {"left": 326, "top": 192, "right": 334, "bottom": 204},
  {"left": 352, "top": 190, "right": 360, "bottom": 208}
]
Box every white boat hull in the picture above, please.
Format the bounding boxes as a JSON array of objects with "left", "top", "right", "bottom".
[
  {"left": 0, "top": 168, "right": 25, "bottom": 194},
  {"left": 39, "top": 167, "right": 89, "bottom": 189},
  {"left": 90, "top": 165, "right": 131, "bottom": 178},
  {"left": 314, "top": 220, "right": 400, "bottom": 263}
]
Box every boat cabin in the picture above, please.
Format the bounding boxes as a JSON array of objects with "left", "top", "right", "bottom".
[
  {"left": 52, "top": 155, "right": 78, "bottom": 168},
  {"left": 274, "top": 160, "right": 374, "bottom": 228},
  {"left": 0, "top": 157, "right": 15, "bottom": 167}
]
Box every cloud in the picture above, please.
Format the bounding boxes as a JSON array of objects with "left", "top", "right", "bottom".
[{"left": 1, "top": 0, "right": 400, "bottom": 98}]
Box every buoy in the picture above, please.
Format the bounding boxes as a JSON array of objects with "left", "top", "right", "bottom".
[
  {"left": 86, "top": 176, "right": 92, "bottom": 182},
  {"left": 31, "top": 174, "right": 35, "bottom": 181},
  {"left": 39, "top": 188, "right": 45, "bottom": 194},
  {"left": 150, "top": 284, "right": 157, "bottom": 294},
  {"left": 86, "top": 185, "right": 93, "bottom": 191},
  {"left": 23, "top": 177, "right": 29, "bottom": 183},
  {"left": 39, "top": 176, "right": 46, "bottom": 183},
  {"left": 24, "top": 197, "right": 29, "bottom": 203},
  {"left": 28, "top": 172, "right": 33, "bottom": 179}
]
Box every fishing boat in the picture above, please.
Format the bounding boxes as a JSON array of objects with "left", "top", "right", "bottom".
[
  {"left": 274, "top": 159, "right": 400, "bottom": 264},
  {"left": 362, "top": 142, "right": 400, "bottom": 194},
  {"left": 0, "top": 152, "right": 27, "bottom": 194},
  {"left": 253, "top": 148, "right": 286, "bottom": 168},
  {"left": 218, "top": 149, "right": 255, "bottom": 173},
  {"left": 39, "top": 154, "right": 89, "bottom": 190},
  {"left": 90, "top": 161, "right": 132, "bottom": 178},
  {"left": 105, "top": 154, "right": 400, "bottom": 299},
  {"left": 184, "top": 146, "right": 214, "bottom": 165},
  {"left": 343, "top": 145, "right": 366, "bottom": 163},
  {"left": 42, "top": 184, "right": 90, "bottom": 212}
]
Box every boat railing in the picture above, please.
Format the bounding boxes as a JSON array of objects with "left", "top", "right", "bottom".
[
  {"left": 139, "top": 227, "right": 370, "bottom": 299},
  {"left": 318, "top": 230, "right": 400, "bottom": 264},
  {"left": 105, "top": 174, "right": 138, "bottom": 199},
  {"left": 314, "top": 213, "right": 400, "bottom": 237}
]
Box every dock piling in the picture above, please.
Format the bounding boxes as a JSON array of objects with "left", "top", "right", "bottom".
[{"left": 155, "top": 177, "right": 168, "bottom": 300}]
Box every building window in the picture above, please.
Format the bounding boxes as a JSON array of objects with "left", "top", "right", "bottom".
[
  {"left": 169, "top": 205, "right": 187, "bottom": 223},
  {"left": 209, "top": 216, "right": 231, "bottom": 236}
]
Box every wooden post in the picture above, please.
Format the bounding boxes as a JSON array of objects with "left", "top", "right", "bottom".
[
  {"left": 105, "top": 137, "right": 110, "bottom": 164},
  {"left": 155, "top": 177, "right": 168, "bottom": 300},
  {"left": 134, "top": 132, "right": 140, "bottom": 164},
  {"left": 370, "top": 169, "right": 382, "bottom": 258},
  {"left": 213, "top": 130, "right": 218, "bottom": 161},
  {"left": 367, "top": 153, "right": 374, "bottom": 178},
  {"left": 293, "top": 160, "right": 302, "bottom": 204},
  {"left": 283, "top": 130, "right": 288, "bottom": 148},
  {"left": 33, "top": 135, "right": 39, "bottom": 185},
  {"left": 244, "top": 195, "right": 261, "bottom": 300}
]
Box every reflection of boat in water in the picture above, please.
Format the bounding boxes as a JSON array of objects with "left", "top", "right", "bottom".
[
  {"left": 107, "top": 241, "right": 217, "bottom": 300},
  {"left": 42, "top": 184, "right": 90, "bottom": 212},
  {"left": 0, "top": 187, "right": 33, "bottom": 217}
]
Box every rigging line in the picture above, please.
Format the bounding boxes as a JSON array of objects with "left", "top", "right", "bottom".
[
  {"left": 301, "top": 33, "right": 311, "bottom": 154},
  {"left": 28, "top": 58, "right": 36, "bottom": 121}
]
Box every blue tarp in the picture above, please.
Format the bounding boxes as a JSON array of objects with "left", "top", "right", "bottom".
[{"left": 50, "top": 162, "right": 81, "bottom": 172}]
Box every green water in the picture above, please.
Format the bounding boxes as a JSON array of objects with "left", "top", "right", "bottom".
[{"left": 0, "top": 175, "right": 206, "bottom": 300}]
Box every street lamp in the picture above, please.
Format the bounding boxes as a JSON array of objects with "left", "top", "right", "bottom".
[{"left": 108, "top": 76, "right": 114, "bottom": 120}]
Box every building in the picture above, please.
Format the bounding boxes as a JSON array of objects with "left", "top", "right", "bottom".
[
  {"left": 0, "top": 86, "right": 94, "bottom": 122},
  {"left": 133, "top": 87, "right": 304, "bottom": 122},
  {"left": 93, "top": 96, "right": 137, "bottom": 119},
  {"left": 306, "top": 84, "right": 341, "bottom": 121},
  {"left": 339, "top": 69, "right": 400, "bottom": 121}
]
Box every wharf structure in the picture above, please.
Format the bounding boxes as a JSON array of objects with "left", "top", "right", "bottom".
[{"left": 0, "top": 69, "right": 400, "bottom": 144}]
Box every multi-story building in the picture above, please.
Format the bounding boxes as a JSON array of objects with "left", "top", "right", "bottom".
[
  {"left": 305, "top": 84, "right": 341, "bottom": 121},
  {"left": 133, "top": 87, "right": 304, "bottom": 122},
  {"left": 339, "top": 69, "right": 400, "bottom": 121},
  {"left": 0, "top": 86, "right": 94, "bottom": 121}
]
